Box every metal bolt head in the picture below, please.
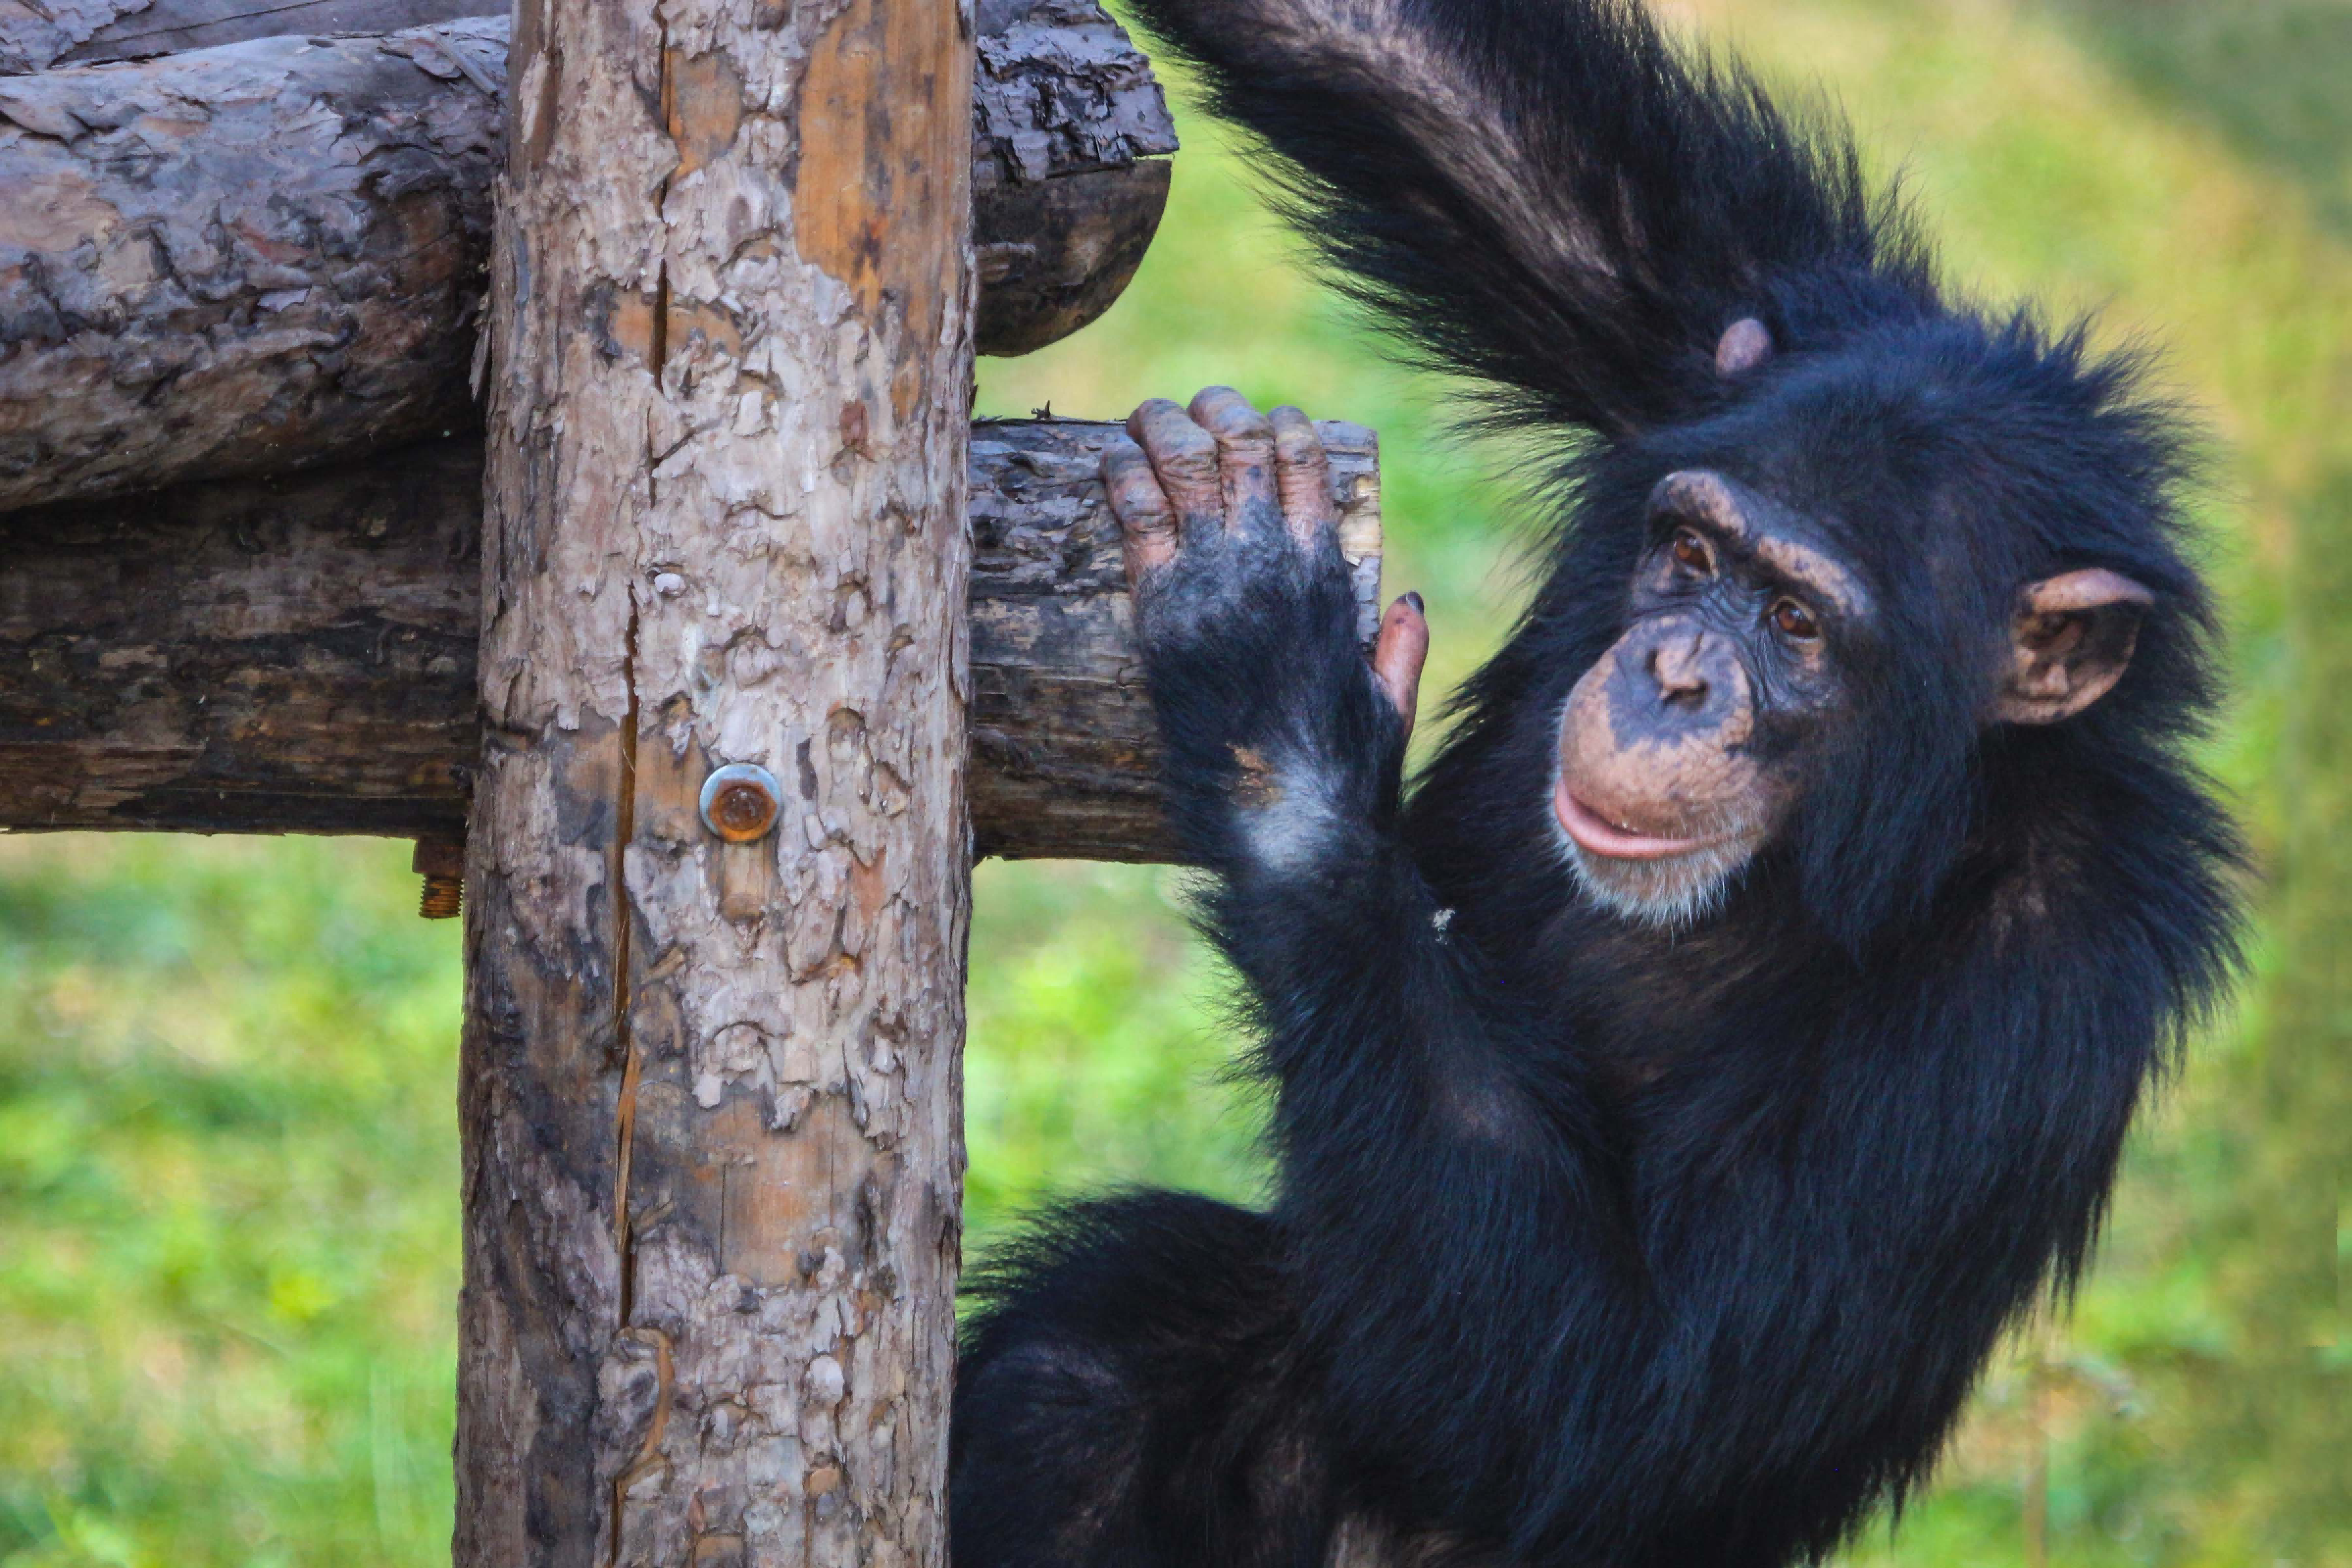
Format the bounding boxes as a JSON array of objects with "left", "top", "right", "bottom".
[{"left": 699, "top": 762, "right": 783, "bottom": 843}]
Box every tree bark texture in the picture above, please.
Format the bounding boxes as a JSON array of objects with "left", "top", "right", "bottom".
[
  {"left": 0, "top": 0, "right": 1173, "bottom": 510},
  {"left": 0, "top": 0, "right": 492, "bottom": 71},
  {"left": 454, "top": 0, "right": 979, "bottom": 1557},
  {"left": 0, "top": 419, "right": 1379, "bottom": 855},
  {"left": 0, "top": 19, "right": 505, "bottom": 512},
  {"left": 969, "top": 0, "right": 1173, "bottom": 355}
]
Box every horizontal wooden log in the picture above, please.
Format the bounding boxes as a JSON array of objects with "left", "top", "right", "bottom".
[
  {"left": 971, "top": 0, "right": 1177, "bottom": 354},
  {"left": 0, "top": 19, "right": 503, "bottom": 512},
  {"left": 0, "top": 0, "right": 1175, "bottom": 510},
  {"left": 0, "top": 420, "right": 1381, "bottom": 859},
  {"left": 0, "top": 0, "right": 492, "bottom": 71}
]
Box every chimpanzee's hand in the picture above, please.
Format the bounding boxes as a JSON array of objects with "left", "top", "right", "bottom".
[{"left": 1103, "top": 388, "right": 1428, "bottom": 869}]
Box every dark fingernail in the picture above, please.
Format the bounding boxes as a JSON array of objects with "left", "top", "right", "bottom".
[{"left": 1403, "top": 592, "right": 1424, "bottom": 614}]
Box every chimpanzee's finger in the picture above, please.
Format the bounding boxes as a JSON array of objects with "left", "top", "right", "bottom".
[
  {"left": 1125, "top": 399, "right": 1224, "bottom": 537},
  {"left": 1103, "top": 440, "right": 1179, "bottom": 585},
  {"left": 1372, "top": 592, "right": 1430, "bottom": 735},
  {"left": 1187, "top": 387, "right": 1282, "bottom": 535},
  {"left": 1269, "top": 406, "right": 1337, "bottom": 549}
]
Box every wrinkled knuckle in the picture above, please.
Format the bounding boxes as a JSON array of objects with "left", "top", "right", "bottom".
[
  {"left": 1219, "top": 436, "right": 1279, "bottom": 472},
  {"left": 1168, "top": 418, "right": 1218, "bottom": 453},
  {"left": 1103, "top": 463, "right": 1171, "bottom": 511},
  {"left": 1210, "top": 409, "right": 1275, "bottom": 445},
  {"left": 1115, "top": 490, "right": 1176, "bottom": 530},
  {"left": 1281, "top": 471, "right": 1334, "bottom": 509},
  {"left": 1160, "top": 444, "right": 1220, "bottom": 482}
]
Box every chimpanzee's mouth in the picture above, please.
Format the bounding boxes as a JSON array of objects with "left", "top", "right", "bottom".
[{"left": 1552, "top": 778, "right": 1729, "bottom": 861}]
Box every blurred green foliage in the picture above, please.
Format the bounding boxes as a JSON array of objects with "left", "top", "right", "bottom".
[{"left": 1, "top": 0, "right": 2344, "bottom": 1562}]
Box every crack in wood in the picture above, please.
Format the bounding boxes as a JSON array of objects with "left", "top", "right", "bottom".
[{"left": 612, "top": 593, "right": 644, "bottom": 1306}]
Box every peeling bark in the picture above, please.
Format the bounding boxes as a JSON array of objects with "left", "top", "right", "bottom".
[
  {"left": 0, "top": 0, "right": 1173, "bottom": 510},
  {"left": 0, "top": 20, "right": 507, "bottom": 510},
  {"left": 0, "top": 0, "right": 494, "bottom": 72},
  {"left": 0, "top": 419, "right": 1381, "bottom": 856},
  {"left": 454, "top": 0, "right": 977, "bottom": 1558},
  {"left": 969, "top": 0, "right": 1176, "bottom": 183}
]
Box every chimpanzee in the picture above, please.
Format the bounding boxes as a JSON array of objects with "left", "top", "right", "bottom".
[{"left": 949, "top": 0, "right": 2245, "bottom": 1563}]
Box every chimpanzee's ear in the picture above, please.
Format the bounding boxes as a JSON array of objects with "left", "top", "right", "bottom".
[
  {"left": 1715, "top": 318, "right": 1773, "bottom": 378},
  {"left": 1991, "top": 569, "right": 2155, "bottom": 724}
]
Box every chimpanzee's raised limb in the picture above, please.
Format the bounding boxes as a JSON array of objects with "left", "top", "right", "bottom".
[{"left": 949, "top": 2, "right": 2245, "bottom": 1564}]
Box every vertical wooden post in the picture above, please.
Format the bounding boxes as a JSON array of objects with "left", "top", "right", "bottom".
[{"left": 454, "top": 0, "right": 973, "bottom": 1556}]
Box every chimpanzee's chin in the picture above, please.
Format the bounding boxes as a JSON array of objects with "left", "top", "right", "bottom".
[{"left": 1556, "top": 831, "right": 1756, "bottom": 931}]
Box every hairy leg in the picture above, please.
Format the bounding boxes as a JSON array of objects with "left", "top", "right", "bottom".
[{"left": 950, "top": 1193, "right": 1336, "bottom": 1568}]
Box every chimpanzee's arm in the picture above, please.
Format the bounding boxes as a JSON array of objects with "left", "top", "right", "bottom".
[
  {"left": 1109, "top": 390, "right": 1651, "bottom": 1552},
  {"left": 1123, "top": 0, "right": 1923, "bottom": 439}
]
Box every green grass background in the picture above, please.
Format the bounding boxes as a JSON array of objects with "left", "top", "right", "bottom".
[{"left": 1, "top": 0, "right": 2345, "bottom": 1561}]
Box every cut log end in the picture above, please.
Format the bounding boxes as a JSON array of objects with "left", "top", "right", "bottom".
[{"left": 975, "top": 161, "right": 1171, "bottom": 358}]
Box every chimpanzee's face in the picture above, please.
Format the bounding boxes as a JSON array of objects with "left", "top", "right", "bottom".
[
  {"left": 1551, "top": 467, "right": 1867, "bottom": 926},
  {"left": 1548, "top": 348, "right": 2159, "bottom": 932}
]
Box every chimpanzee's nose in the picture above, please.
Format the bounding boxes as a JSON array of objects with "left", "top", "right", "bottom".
[{"left": 1648, "top": 633, "right": 1711, "bottom": 709}]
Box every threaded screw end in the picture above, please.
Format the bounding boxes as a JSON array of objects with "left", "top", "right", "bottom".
[{"left": 419, "top": 874, "right": 463, "bottom": 920}]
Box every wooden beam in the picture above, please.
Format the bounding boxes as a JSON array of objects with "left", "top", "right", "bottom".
[
  {"left": 456, "top": 0, "right": 981, "bottom": 1552},
  {"left": 1, "top": 0, "right": 497, "bottom": 70},
  {"left": 970, "top": 0, "right": 1176, "bottom": 355},
  {"left": 0, "top": 422, "right": 1383, "bottom": 858},
  {"left": 0, "top": 0, "right": 1175, "bottom": 510}
]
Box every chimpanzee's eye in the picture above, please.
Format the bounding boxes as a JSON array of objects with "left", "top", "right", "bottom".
[
  {"left": 1669, "top": 530, "right": 1712, "bottom": 575},
  {"left": 1770, "top": 597, "right": 1821, "bottom": 641}
]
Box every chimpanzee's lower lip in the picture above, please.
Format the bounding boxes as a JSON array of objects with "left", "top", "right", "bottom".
[{"left": 1554, "top": 778, "right": 1723, "bottom": 861}]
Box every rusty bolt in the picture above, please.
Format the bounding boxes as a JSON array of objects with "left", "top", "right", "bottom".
[
  {"left": 699, "top": 762, "right": 784, "bottom": 844},
  {"left": 412, "top": 837, "right": 465, "bottom": 919}
]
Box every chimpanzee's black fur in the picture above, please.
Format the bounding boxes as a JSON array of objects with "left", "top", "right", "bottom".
[{"left": 949, "top": 1, "right": 2245, "bottom": 1563}]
